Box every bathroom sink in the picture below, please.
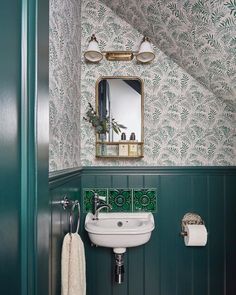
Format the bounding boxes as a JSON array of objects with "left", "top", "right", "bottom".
[{"left": 85, "top": 212, "right": 155, "bottom": 253}]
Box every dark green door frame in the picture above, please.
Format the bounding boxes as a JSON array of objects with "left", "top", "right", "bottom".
[
  {"left": 21, "top": 0, "right": 49, "bottom": 294},
  {"left": 0, "top": 0, "right": 49, "bottom": 294}
]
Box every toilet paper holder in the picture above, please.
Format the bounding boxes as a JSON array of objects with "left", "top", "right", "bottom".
[{"left": 180, "top": 212, "right": 205, "bottom": 237}]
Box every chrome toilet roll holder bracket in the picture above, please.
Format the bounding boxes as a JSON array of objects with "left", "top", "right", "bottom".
[{"left": 180, "top": 212, "right": 205, "bottom": 237}]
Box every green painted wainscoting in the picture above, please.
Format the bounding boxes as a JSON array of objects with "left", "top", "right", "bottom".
[
  {"left": 50, "top": 167, "right": 236, "bottom": 295},
  {"left": 49, "top": 169, "right": 82, "bottom": 295}
]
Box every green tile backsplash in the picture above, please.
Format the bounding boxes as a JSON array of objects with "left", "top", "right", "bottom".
[
  {"left": 83, "top": 188, "right": 157, "bottom": 213},
  {"left": 108, "top": 189, "right": 132, "bottom": 212},
  {"left": 133, "top": 189, "right": 157, "bottom": 212}
]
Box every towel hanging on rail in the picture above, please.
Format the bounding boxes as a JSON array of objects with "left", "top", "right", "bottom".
[{"left": 61, "top": 233, "right": 86, "bottom": 295}]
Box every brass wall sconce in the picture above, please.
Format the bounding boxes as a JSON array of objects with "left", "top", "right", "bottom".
[{"left": 84, "top": 34, "right": 155, "bottom": 63}]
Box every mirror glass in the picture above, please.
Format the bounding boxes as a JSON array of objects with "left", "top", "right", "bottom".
[{"left": 97, "top": 77, "right": 143, "bottom": 142}]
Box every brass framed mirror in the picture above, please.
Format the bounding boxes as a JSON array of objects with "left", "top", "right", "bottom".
[{"left": 95, "top": 76, "right": 144, "bottom": 158}]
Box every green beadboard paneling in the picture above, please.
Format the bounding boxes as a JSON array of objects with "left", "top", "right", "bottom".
[
  {"left": 49, "top": 169, "right": 82, "bottom": 295},
  {"left": 225, "top": 175, "right": 236, "bottom": 294},
  {"left": 49, "top": 167, "right": 236, "bottom": 295},
  {"left": 208, "top": 175, "right": 225, "bottom": 295},
  {"left": 80, "top": 167, "right": 236, "bottom": 295}
]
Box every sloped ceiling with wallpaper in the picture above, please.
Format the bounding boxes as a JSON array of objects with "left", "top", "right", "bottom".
[
  {"left": 80, "top": 0, "right": 235, "bottom": 166},
  {"left": 100, "top": 0, "right": 236, "bottom": 107}
]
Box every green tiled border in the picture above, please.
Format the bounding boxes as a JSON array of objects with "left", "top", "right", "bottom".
[{"left": 83, "top": 188, "right": 157, "bottom": 213}]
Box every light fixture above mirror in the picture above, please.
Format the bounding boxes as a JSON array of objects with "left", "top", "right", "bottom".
[
  {"left": 136, "top": 37, "right": 155, "bottom": 63},
  {"left": 84, "top": 34, "right": 103, "bottom": 63},
  {"left": 84, "top": 34, "right": 155, "bottom": 63}
]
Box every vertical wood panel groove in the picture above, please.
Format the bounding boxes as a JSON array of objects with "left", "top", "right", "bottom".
[
  {"left": 223, "top": 175, "right": 226, "bottom": 295},
  {"left": 49, "top": 168, "right": 236, "bottom": 295},
  {"left": 143, "top": 246, "right": 145, "bottom": 295},
  {"left": 207, "top": 176, "right": 210, "bottom": 295}
]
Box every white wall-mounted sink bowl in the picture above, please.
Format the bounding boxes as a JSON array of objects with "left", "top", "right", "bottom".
[{"left": 85, "top": 212, "right": 155, "bottom": 253}]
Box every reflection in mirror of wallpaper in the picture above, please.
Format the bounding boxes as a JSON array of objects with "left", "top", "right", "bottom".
[
  {"left": 80, "top": 0, "right": 235, "bottom": 166},
  {"left": 49, "top": 0, "right": 81, "bottom": 171}
]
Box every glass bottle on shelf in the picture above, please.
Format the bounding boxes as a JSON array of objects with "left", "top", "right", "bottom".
[{"left": 99, "top": 133, "right": 107, "bottom": 156}]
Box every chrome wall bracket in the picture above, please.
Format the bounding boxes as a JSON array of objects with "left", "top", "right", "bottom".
[
  {"left": 60, "top": 196, "right": 71, "bottom": 210},
  {"left": 60, "top": 196, "right": 81, "bottom": 234}
]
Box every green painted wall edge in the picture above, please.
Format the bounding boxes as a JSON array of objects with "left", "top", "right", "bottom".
[
  {"left": 20, "top": 0, "right": 38, "bottom": 294},
  {"left": 82, "top": 166, "right": 236, "bottom": 175},
  {"left": 20, "top": 0, "right": 29, "bottom": 293},
  {"left": 49, "top": 166, "right": 236, "bottom": 178},
  {"left": 49, "top": 168, "right": 82, "bottom": 189}
]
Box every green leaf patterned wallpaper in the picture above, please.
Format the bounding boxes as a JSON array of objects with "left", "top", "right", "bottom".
[
  {"left": 49, "top": 0, "right": 235, "bottom": 170},
  {"left": 101, "top": 0, "right": 236, "bottom": 108},
  {"left": 80, "top": 0, "right": 235, "bottom": 166},
  {"left": 49, "top": 0, "right": 81, "bottom": 171}
]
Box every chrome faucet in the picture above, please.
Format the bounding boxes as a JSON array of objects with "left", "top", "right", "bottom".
[{"left": 93, "top": 193, "right": 112, "bottom": 220}]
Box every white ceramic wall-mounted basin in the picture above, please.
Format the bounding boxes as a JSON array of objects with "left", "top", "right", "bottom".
[{"left": 85, "top": 212, "right": 155, "bottom": 253}]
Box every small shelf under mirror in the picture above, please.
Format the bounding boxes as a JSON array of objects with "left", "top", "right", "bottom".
[{"left": 96, "top": 141, "right": 144, "bottom": 159}]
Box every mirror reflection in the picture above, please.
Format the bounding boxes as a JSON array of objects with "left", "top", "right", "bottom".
[{"left": 97, "top": 77, "right": 143, "bottom": 142}]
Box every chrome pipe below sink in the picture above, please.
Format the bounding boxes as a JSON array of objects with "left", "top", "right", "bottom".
[{"left": 114, "top": 253, "right": 124, "bottom": 284}]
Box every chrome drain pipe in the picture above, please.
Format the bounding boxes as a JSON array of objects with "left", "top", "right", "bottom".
[{"left": 114, "top": 253, "right": 124, "bottom": 284}]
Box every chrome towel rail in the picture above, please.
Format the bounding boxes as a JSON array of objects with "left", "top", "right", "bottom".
[{"left": 60, "top": 196, "right": 81, "bottom": 234}]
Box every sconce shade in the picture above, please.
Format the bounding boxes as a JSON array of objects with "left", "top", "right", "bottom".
[
  {"left": 84, "top": 34, "right": 103, "bottom": 63},
  {"left": 136, "top": 37, "right": 155, "bottom": 63}
]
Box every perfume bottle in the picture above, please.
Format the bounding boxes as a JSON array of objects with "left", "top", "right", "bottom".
[
  {"left": 121, "top": 132, "right": 126, "bottom": 140},
  {"left": 129, "top": 144, "right": 138, "bottom": 156},
  {"left": 130, "top": 132, "right": 136, "bottom": 140},
  {"left": 119, "top": 132, "right": 128, "bottom": 156},
  {"left": 129, "top": 132, "right": 138, "bottom": 156}
]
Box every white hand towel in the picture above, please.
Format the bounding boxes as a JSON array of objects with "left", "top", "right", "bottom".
[{"left": 61, "top": 233, "right": 86, "bottom": 295}]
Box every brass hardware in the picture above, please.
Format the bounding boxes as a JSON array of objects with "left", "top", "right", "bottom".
[
  {"left": 96, "top": 142, "right": 144, "bottom": 159},
  {"left": 85, "top": 35, "right": 155, "bottom": 63},
  {"left": 104, "top": 51, "right": 134, "bottom": 61}
]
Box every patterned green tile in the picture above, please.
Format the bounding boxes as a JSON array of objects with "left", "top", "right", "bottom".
[
  {"left": 83, "top": 189, "right": 107, "bottom": 213},
  {"left": 83, "top": 188, "right": 157, "bottom": 213},
  {"left": 133, "top": 189, "right": 157, "bottom": 212},
  {"left": 108, "top": 189, "right": 132, "bottom": 212}
]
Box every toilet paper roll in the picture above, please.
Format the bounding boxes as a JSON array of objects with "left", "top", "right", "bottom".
[{"left": 184, "top": 224, "right": 207, "bottom": 246}]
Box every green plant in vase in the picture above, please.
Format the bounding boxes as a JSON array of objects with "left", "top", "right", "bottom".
[{"left": 83, "top": 103, "right": 126, "bottom": 156}]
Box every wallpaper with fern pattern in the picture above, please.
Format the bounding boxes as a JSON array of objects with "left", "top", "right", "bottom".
[
  {"left": 49, "top": 0, "right": 81, "bottom": 171},
  {"left": 101, "top": 0, "right": 236, "bottom": 109},
  {"left": 80, "top": 0, "right": 235, "bottom": 166}
]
